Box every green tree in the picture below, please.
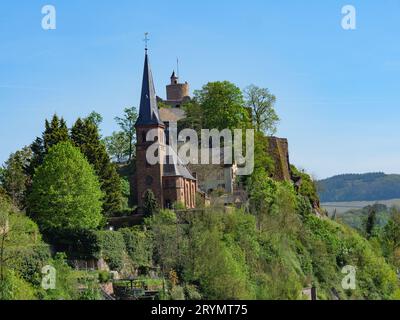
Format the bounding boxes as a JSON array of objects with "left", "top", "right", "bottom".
[
  {"left": 103, "top": 131, "right": 130, "bottom": 163},
  {"left": 115, "top": 107, "right": 138, "bottom": 163},
  {"left": 85, "top": 111, "right": 103, "bottom": 129},
  {"left": 0, "top": 147, "right": 32, "bottom": 208},
  {"left": 193, "top": 81, "right": 251, "bottom": 131},
  {"left": 180, "top": 100, "right": 204, "bottom": 134},
  {"left": 143, "top": 190, "right": 159, "bottom": 218},
  {"left": 43, "top": 115, "right": 69, "bottom": 153},
  {"left": 365, "top": 207, "right": 377, "bottom": 239},
  {"left": 244, "top": 84, "right": 279, "bottom": 135},
  {"left": 27, "top": 115, "right": 70, "bottom": 179},
  {"left": 28, "top": 142, "right": 103, "bottom": 231},
  {"left": 71, "top": 118, "right": 123, "bottom": 215}
]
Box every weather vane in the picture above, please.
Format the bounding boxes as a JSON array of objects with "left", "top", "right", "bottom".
[{"left": 144, "top": 32, "right": 149, "bottom": 51}]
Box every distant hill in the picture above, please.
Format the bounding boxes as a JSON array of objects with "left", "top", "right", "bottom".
[{"left": 317, "top": 172, "right": 400, "bottom": 202}]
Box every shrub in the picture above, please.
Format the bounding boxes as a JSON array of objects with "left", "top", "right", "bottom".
[
  {"left": 95, "top": 231, "right": 126, "bottom": 271},
  {"left": 119, "top": 227, "right": 153, "bottom": 268}
]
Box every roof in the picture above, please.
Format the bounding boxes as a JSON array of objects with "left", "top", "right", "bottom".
[
  {"left": 135, "top": 53, "right": 164, "bottom": 127},
  {"left": 159, "top": 107, "right": 186, "bottom": 122},
  {"left": 163, "top": 147, "right": 196, "bottom": 180}
]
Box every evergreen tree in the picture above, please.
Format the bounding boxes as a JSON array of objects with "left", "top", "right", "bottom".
[
  {"left": 0, "top": 147, "right": 32, "bottom": 208},
  {"left": 143, "top": 190, "right": 159, "bottom": 217},
  {"left": 365, "top": 206, "right": 377, "bottom": 239},
  {"left": 28, "top": 142, "right": 103, "bottom": 231},
  {"left": 43, "top": 115, "right": 69, "bottom": 153},
  {"left": 71, "top": 118, "right": 122, "bottom": 215},
  {"left": 27, "top": 115, "right": 69, "bottom": 177}
]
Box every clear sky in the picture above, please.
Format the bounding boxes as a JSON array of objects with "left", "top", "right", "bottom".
[{"left": 1, "top": 0, "right": 400, "bottom": 179}]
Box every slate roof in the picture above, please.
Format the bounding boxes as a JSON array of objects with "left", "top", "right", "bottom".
[
  {"left": 135, "top": 53, "right": 164, "bottom": 127},
  {"left": 163, "top": 147, "right": 196, "bottom": 180}
]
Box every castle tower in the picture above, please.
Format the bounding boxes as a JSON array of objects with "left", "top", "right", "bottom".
[
  {"left": 135, "top": 50, "right": 166, "bottom": 212},
  {"left": 165, "top": 71, "right": 190, "bottom": 108}
]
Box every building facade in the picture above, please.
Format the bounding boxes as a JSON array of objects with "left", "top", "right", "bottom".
[{"left": 134, "top": 51, "right": 197, "bottom": 212}]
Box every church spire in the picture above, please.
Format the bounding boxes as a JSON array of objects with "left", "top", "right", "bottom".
[{"left": 135, "top": 50, "right": 164, "bottom": 127}]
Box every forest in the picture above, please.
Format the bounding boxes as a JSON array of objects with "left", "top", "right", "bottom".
[{"left": 318, "top": 173, "right": 400, "bottom": 202}]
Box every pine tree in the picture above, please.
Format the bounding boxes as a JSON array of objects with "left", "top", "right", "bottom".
[
  {"left": 27, "top": 115, "right": 70, "bottom": 176},
  {"left": 71, "top": 118, "right": 122, "bottom": 215},
  {"left": 43, "top": 115, "right": 69, "bottom": 153},
  {"left": 143, "top": 190, "right": 159, "bottom": 217},
  {"left": 365, "top": 207, "right": 377, "bottom": 239}
]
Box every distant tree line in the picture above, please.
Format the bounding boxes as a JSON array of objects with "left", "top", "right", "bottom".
[{"left": 317, "top": 173, "right": 400, "bottom": 202}]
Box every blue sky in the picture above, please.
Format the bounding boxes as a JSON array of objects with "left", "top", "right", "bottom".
[{"left": 1, "top": 0, "right": 400, "bottom": 179}]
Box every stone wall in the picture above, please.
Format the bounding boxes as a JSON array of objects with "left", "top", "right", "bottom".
[{"left": 267, "top": 137, "right": 291, "bottom": 182}]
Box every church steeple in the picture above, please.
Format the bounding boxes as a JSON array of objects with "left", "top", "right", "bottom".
[{"left": 135, "top": 52, "right": 164, "bottom": 127}]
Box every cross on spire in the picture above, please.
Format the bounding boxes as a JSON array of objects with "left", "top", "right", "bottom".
[{"left": 144, "top": 32, "right": 150, "bottom": 52}]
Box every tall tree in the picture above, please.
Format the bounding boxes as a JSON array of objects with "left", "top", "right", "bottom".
[
  {"left": 28, "top": 142, "right": 103, "bottom": 231},
  {"left": 71, "top": 118, "right": 123, "bottom": 215},
  {"left": 0, "top": 147, "right": 32, "bottom": 208},
  {"left": 85, "top": 111, "right": 103, "bottom": 129},
  {"left": 143, "top": 190, "right": 159, "bottom": 218},
  {"left": 365, "top": 206, "right": 377, "bottom": 239},
  {"left": 114, "top": 107, "right": 138, "bottom": 163},
  {"left": 193, "top": 81, "right": 251, "bottom": 131},
  {"left": 244, "top": 84, "right": 279, "bottom": 135},
  {"left": 43, "top": 115, "right": 69, "bottom": 152},
  {"left": 103, "top": 131, "right": 130, "bottom": 163},
  {"left": 27, "top": 115, "right": 69, "bottom": 178}
]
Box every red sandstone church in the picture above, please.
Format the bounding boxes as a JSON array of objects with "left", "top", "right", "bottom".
[{"left": 134, "top": 50, "right": 197, "bottom": 212}]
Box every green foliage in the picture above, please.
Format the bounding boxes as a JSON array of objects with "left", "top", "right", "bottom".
[
  {"left": 244, "top": 84, "right": 279, "bottom": 135},
  {"left": 170, "top": 285, "right": 185, "bottom": 300},
  {"left": 41, "top": 253, "right": 80, "bottom": 300},
  {"left": 114, "top": 107, "right": 138, "bottom": 162},
  {"left": 103, "top": 131, "right": 130, "bottom": 163},
  {"left": 0, "top": 147, "right": 32, "bottom": 208},
  {"left": 143, "top": 189, "right": 159, "bottom": 217},
  {"left": 85, "top": 111, "right": 103, "bottom": 129},
  {"left": 336, "top": 204, "right": 390, "bottom": 233},
  {"left": 29, "top": 142, "right": 103, "bottom": 231},
  {"left": 119, "top": 227, "right": 153, "bottom": 268},
  {"left": 291, "top": 165, "right": 319, "bottom": 206},
  {"left": 71, "top": 118, "right": 123, "bottom": 215},
  {"left": 95, "top": 231, "right": 126, "bottom": 271},
  {"left": 0, "top": 269, "right": 37, "bottom": 300},
  {"left": 98, "top": 271, "right": 111, "bottom": 283},
  {"left": 317, "top": 172, "right": 400, "bottom": 202},
  {"left": 192, "top": 81, "right": 251, "bottom": 131},
  {"left": 43, "top": 115, "right": 69, "bottom": 153},
  {"left": 146, "top": 210, "right": 181, "bottom": 273}
]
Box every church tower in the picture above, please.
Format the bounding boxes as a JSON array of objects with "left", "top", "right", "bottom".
[{"left": 135, "top": 50, "right": 166, "bottom": 212}]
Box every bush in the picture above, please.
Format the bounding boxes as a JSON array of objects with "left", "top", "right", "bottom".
[
  {"left": 98, "top": 271, "right": 111, "bottom": 283},
  {"left": 170, "top": 285, "right": 185, "bottom": 300},
  {"left": 119, "top": 227, "right": 153, "bottom": 268},
  {"left": 95, "top": 231, "right": 126, "bottom": 271}
]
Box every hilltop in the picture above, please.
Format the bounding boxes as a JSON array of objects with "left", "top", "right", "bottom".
[{"left": 317, "top": 173, "right": 400, "bottom": 202}]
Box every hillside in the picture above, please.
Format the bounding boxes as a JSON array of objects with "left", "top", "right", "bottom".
[{"left": 317, "top": 173, "right": 400, "bottom": 202}]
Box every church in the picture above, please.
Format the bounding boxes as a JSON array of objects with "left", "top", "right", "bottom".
[{"left": 134, "top": 50, "right": 197, "bottom": 212}]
